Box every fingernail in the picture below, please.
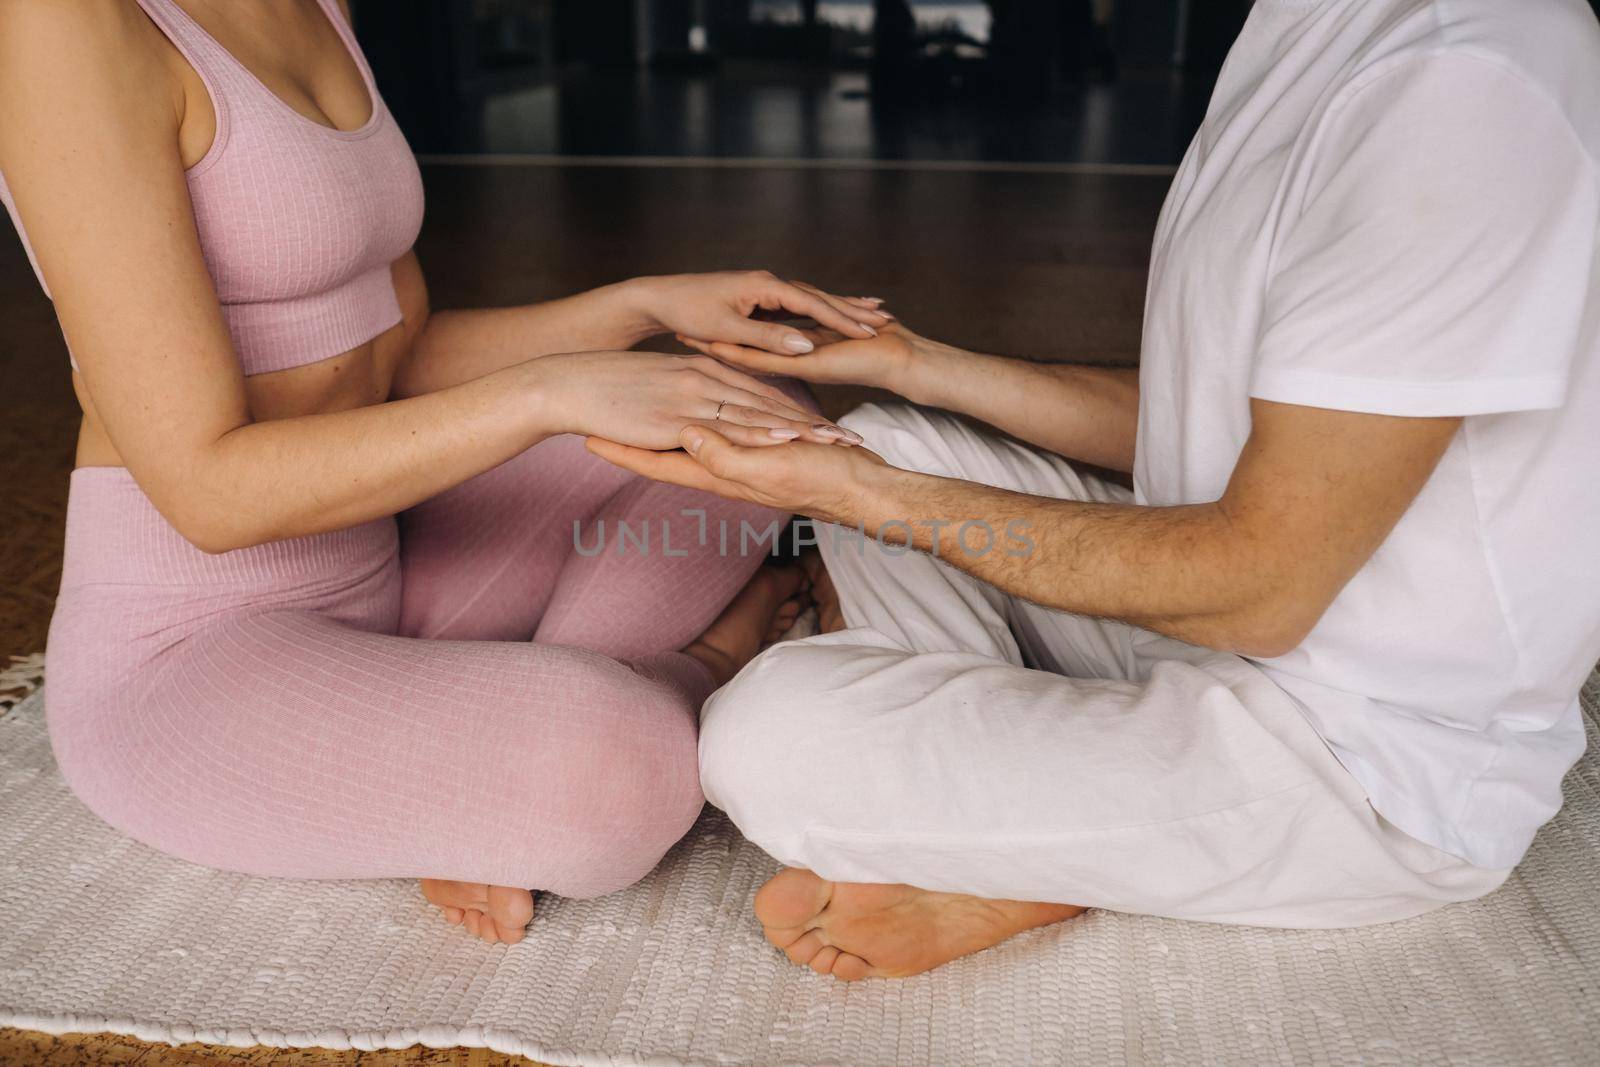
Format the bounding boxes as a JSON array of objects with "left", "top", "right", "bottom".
[
  {"left": 860, "top": 324, "right": 878, "bottom": 337},
  {"left": 838, "top": 428, "right": 865, "bottom": 444},
  {"left": 783, "top": 335, "right": 815, "bottom": 353},
  {"left": 864, "top": 297, "right": 885, "bottom": 305},
  {"left": 813, "top": 424, "right": 851, "bottom": 440},
  {"left": 682, "top": 427, "right": 705, "bottom": 454},
  {"left": 768, "top": 428, "right": 800, "bottom": 440}
]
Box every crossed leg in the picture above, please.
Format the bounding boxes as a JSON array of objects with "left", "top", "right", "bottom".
[
  {"left": 397, "top": 433, "right": 807, "bottom": 940},
  {"left": 702, "top": 404, "right": 1506, "bottom": 978}
]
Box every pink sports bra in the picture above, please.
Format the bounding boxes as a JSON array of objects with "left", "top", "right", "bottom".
[{"left": 0, "top": 0, "right": 425, "bottom": 376}]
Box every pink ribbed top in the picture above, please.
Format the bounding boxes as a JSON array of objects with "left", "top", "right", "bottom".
[{"left": 0, "top": 0, "right": 425, "bottom": 376}]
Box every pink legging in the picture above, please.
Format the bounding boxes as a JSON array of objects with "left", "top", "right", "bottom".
[{"left": 45, "top": 434, "right": 787, "bottom": 898}]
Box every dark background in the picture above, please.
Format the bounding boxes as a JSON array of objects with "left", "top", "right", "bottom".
[{"left": 350, "top": 0, "right": 1259, "bottom": 165}]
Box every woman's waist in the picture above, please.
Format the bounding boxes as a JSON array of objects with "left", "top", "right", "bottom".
[{"left": 62, "top": 466, "right": 398, "bottom": 590}]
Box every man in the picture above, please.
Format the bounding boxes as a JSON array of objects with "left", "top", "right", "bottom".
[{"left": 592, "top": 0, "right": 1600, "bottom": 980}]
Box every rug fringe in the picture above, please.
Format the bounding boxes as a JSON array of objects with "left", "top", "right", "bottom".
[{"left": 0, "top": 652, "right": 45, "bottom": 713}]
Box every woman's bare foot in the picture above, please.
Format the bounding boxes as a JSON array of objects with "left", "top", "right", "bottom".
[
  {"left": 800, "top": 551, "right": 846, "bottom": 634},
  {"left": 754, "top": 868, "right": 1084, "bottom": 980},
  {"left": 420, "top": 879, "right": 536, "bottom": 945},
  {"left": 683, "top": 564, "right": 809, "bottom": 686}
]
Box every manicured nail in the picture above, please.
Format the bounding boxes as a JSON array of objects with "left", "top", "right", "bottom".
[
  {"left": 682, "top": 427, "right": 705, "bottom": 454},
  {"left": 861, "top": 324, "right": 878, "bottom": 336},
  {"left": 837, "top": 427, "right": 865, "bottom": 444},
  {"left": 784, "top": 335, "right": 815, "bottom": 353},
  {"left": 813, "top": 424, "right": 856, "bottom": 441},
  {"left": 768, "top": 428, "right": 801, "bottom": 440},
  {"left": 863, "top": 297, "right": 885, "bottom": 305}
]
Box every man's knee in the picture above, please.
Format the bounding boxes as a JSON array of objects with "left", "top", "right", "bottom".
[
  {"left": 698, "top": 642, "right": 836, "bottom": 849},
  {"left": 837, "top": 402, "right": 1001, "bottom": 483},
  {"left": 840, "top": 401, "right": 1109, "bottom": 508}
]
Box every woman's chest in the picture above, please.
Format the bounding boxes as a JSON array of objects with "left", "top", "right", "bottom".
[{"left": 186, "top": 121, "right": 424, "bottom": 303}]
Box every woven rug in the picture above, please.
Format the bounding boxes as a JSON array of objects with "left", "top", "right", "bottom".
[{"left": 2, "top": 660, "right": 1598, "bottom": 1066}]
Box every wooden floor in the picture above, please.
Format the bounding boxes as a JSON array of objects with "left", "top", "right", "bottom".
[
  {"left": 0, "top": 160, "right": 1164, "bottom": 1065},
  {"left": 0, "top": 1030, "right": 536, "bottom": 1067}
]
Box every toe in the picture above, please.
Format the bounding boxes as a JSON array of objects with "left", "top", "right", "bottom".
[
  {"left": 769, "top": 563, "right": 808, "bottom": 601},
  {"left": 754, "top": 868, "right": 833, "bottom": 932},
  {"left": 799, "top": 551, "right": 826, "bottom": 586},
  {"left": 808, "top": 945, "right": 841, "bottom": 976},
  {"left": 474, "top": 912, "right": 502, "bottom": 945},
  {"left": 780, "top": 929, "right": 828, "bottom": 967},
  {"left": 441, "top": 906, "right": 464, "bottom": 925},
  {"left": 486, "top": 885, "right": 534, "bottom": 924},
  {"left": 422, "top": 879, "right": 489, "bottom": 913},
  {"left": 831, "top": 952, "right": 874, "bottom": 982},
  {"left": 420, "top": 878, "right": 456, "bottom": 908}
]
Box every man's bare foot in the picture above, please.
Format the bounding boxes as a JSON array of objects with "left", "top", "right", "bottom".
[
  {"left": 420, "top": 879, "right": 536, "bottom": 945},
  {"left": 800, "top": 551, "right": 845, "bottom": 634},
  {"left": 754, "top": 868, "right": 1084, "bottom": 980},
  {"left": 684, "top": 564, "right": 809, "bottom": 686}
]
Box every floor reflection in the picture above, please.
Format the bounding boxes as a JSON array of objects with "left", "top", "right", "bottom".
[{"left": 458, "top": 62, "right": 1210, "bottom": 165}]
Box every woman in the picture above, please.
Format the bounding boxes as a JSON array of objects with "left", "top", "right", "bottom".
[{"left": 0, "top": 0, "right": 891, "bottom": 944}]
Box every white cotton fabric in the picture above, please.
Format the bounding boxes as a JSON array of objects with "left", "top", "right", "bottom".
[
  {"left": 1133, "top": 0, "right": 1600, "bottom": 869},
  {"left": 702, "top": 404, "right": 1507, "bottom": 926}
]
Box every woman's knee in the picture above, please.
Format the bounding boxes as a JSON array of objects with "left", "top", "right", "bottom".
[
  {"left": 526, "top": 678, "right": 707, "bottom": 898},
  {"left": 542, "top": 784, "right": 704, "bottom": 899}
]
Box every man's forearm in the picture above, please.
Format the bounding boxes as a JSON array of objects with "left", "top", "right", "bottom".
[
  {"left": 893, "top": 344, "right": 1140, "bottom": 473},
  {"left": 844, "top": 463, "right": 1303, "bottom": 657}
]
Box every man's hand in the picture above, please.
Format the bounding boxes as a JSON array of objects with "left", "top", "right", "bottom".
[
  {"left": 586, "top": 424, "right": 889, "bottom": 525},
  {"left": 594, "top": 398, "right": 1463, "bottom": 660},
  {"left": 680, "top": 320, "right": 1142, "bottom": 474},
  {"left": 631, "top": 271, "right": 891, "bottom": 356}
]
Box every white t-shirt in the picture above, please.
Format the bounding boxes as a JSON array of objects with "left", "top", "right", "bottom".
[{"left": 1135, "top": 0, "right": 1600, "bottom": 870}]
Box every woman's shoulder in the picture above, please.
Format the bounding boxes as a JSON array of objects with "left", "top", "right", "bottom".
[
  {"left": 0, "top": 0, "right": 183, "bottom": 136},
  {"left": 0, "top": 0, "right": 184, "bottom": 171},
  {"left": 0, "top": 0, "right": 169, "bottom": 59}
]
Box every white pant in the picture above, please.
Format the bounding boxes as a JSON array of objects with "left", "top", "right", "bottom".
[{"left": 700, "top": 404, "right": 1509, "bottom": 927}]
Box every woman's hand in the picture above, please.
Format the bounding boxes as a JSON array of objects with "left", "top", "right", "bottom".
[
  {"left": 535, "top": 350, "right": 862, "bottom": 451},
  {"left": 677, "top": 320, "right": 934, "bottom": 396},
  {"left": 631, "top": 271, "right": 892, "bottom": 355},
  {"left": 587, "top": 423, "right": 889, "bottom": 525}
]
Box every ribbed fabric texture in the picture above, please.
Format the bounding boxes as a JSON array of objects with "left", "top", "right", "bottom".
[
  {"left": 45, "top": 435, "right": 790, "bottom": 899},
  {"left": 0, "top": 0, "right": 425, "bottom": 375}
]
